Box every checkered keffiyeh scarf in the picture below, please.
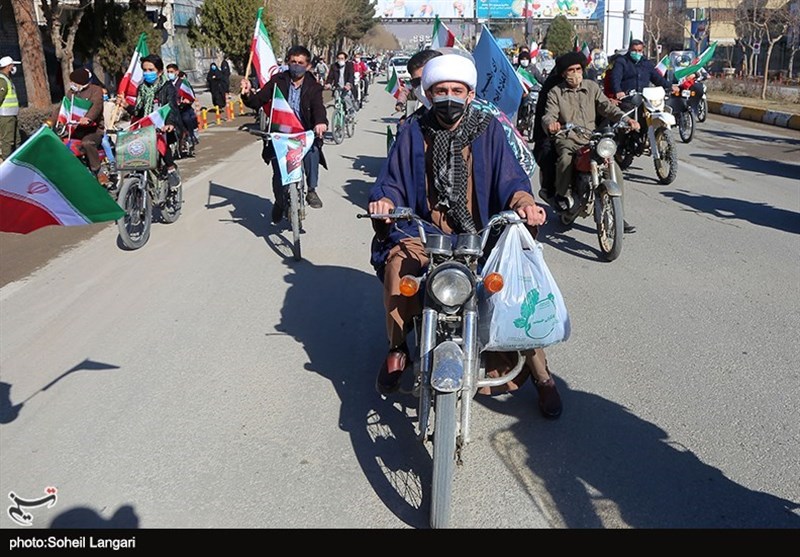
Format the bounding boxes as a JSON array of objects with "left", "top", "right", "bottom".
[{"left": 420, "top": 103, "right": 492, "bottom": 234}]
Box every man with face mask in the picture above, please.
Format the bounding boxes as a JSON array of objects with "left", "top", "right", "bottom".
[
  {"left": 324, "top": 51, "right": 357, "bottom": 115},
  {"left": 51, "top": 68, "right": 108, "bottom": 184},
  {"left": 367, "top": 53, "right": 564, "bottom": 419},
  {"left": 542, "top": 51, "right": 639, "bottom": 213},
  {"left": 0, "top": 56, "right": 21, "bottom": 161},
  {"left": 610, "top": 39, "right": 677, "bottom": 101},
  {"left": 241, "top": 45, "right": 328, "bottom": 221}
]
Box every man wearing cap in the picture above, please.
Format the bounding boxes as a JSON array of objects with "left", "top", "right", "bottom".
[
  {"left": 0, "top": 56, "right": 21, "bottom": 160},
  {"left": 51, "top": 68, "right": 108, "bottom": 184},
  {"left": 542, "top": 51, "right": 639, "bottom": 212},
  {"left": 368, "top": 52, "right": 564, "bottom": 419}
]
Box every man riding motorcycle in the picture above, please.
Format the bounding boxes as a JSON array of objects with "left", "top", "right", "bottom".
[
  {"left": 367, "top": 52, "right": 562, "bottom": 419},
  {"left": 53, "top": 68, "right": 108, "bottom": 184}
]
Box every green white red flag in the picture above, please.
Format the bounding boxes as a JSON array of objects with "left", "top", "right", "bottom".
[
  {"left": 56, "top": 95, "right": 93, "bottom": 128},
  {"left": 581, "top": 42, "right": 591, "bottom": 62},
  {"left": 674, "top": 41, "right": 718, "bottom": 81},
  {"left": 177, "top": 78, "right": 195, "bottom": 103},
  {"left": 129, "top": 105, "right": 171, "bottom": 155},
  {"left": 251, "top": 7, "right": 279, "bottom": 88},
  {"left": 385, "top": 67, "right": 403, "bottom": 99},
  {"left": 654, "top": 55, "right": 670, "bottom": 77},
  {"left": 269, "top": 87, "right": 304, "bottom": 134},
  {"left": 117, "top": 33, "right": 149, "bottom": 106},
  {"left": 516, "top": 66, "right": 538, "bottom": 93},
  {"left": 529, "top": 40, "right": 539, "bottom": 58},
  {"left": 431, "top": 15, "right": 456, "bottom": 49},
  {"left": 0, "top": 126, "right": 124, "bottom": 234}
]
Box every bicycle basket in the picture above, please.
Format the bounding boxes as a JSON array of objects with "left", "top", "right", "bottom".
[{"left": 115, "top": 126, "right": 158, "bottom": 171}]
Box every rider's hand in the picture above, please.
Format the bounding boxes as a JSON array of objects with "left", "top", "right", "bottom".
[
  {"left": 547, "top": 121, "right": 561, "bottom": 134},
  {"left": 368, "top": 198, "right": 395, "bottom": 224},
  {"left": 517, "top": 203, "right": 547, "bottom": 227},
  {"left": 78, "top": 117, "right": 90, "bottom": 126},
  {"left": 344, "top": 84, "right": 351, "bottom": 91},
  {"left": 314, "top": 123, "right": 327, "bottom": 138},
  {"left": 163, "top": 124, "right": 174, "bottom": 133},
  {"left": 395, "top": 102, "right": 404, "bottom": 113},
  {"left": 626, "top": 118, "right": 640, "bottom": 131},
  {"left": 615, "top": 91, "right": 626, "bottom": 100},
  {"left": 240, "top": 78, "right": 252, "bottom": 95},
  {"left": 116, "top": 94, "right": 128, "bottom": 108}
]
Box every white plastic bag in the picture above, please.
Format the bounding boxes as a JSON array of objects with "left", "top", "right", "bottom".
[{"left": 478, "top": 222, "right": 570, "bottom": 351}]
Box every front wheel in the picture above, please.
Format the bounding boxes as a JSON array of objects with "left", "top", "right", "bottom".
[
  {"left": 678, "top": 109, "right": 695, "bottom": 143},
  {"left": 116, "top": 173, "right": 152, "bottom": 250},
  {"left": 345, "top": 112, "right": 355, "bottom": 138},
  {"left": 430, "top": 391, "right": 458, "bottom": 529},
  {"left": 696, "top": 98, "right": 708, "bottom": 122},
  {"left": 288, "top": 183, "right": 302, "bottom": 261},
  {"left": 332, "top": 108, "right": 345, "bottom": 145},
  {"left": 160, "top": 181, "right": 182, "bottom": 223},
  {"left": 653, "top": 128, "right": 678, "bottom": 185},
  {"left": 596, "top": 191, "right": 624, "bottom": 261},
  {"left": 525, "top": 114, "right": 536, "bottom": 143}
]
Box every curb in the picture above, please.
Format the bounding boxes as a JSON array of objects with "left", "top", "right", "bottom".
[{"left": 708, "top": 100, "right": 800, "bottom": 131}]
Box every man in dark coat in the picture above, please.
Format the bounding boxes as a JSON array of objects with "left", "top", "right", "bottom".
[
  {"left": 609, "top": 39, "right": 677, "bottom": 100},
  {"left": 240, "top": 45, "right": 328, "bottom": 222}
]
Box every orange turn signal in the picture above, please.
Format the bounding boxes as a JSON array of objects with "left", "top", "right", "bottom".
[
  {"left": 399, "top": 275, "right": 420, "bottom": 297},
  {"left": 483, "top": 272, "right": 504, "bottom": 294}
]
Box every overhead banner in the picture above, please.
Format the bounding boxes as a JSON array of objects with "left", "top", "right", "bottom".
[
  {"left": 376, "top": 0, "right": 474, "bottom": 19},
  {"left": 476, "top": 0, "right": 604, "bottom": 19}
]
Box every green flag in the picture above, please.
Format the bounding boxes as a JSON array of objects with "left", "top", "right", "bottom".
[{"left": 674, "top": 41, "right": 718, "bottom": 81}]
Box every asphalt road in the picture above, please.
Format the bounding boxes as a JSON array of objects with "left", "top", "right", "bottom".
[{"left": 1, "top": 84, "right": 798, "bottom": 532}]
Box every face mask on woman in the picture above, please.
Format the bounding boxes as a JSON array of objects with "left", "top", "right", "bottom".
[
  {"left": 167, "top": 72, "right": 177, "bottom": 81},
  {"left": 433, "top": 95, "right": 466, "bottom": 126},
  {"left": 520, "top": 59, "right": 530, "bottom": 67},
  {"left": 143, "top": 71, "right": 158, "bottom": 84}
]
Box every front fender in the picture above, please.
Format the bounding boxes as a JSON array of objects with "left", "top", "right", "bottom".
[{"left": 600, "top": 178, "right": 623, "bottom": 197}]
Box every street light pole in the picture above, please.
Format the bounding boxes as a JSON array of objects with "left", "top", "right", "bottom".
[{"left": 622, "top": 0, "right": 632, "bottom": 49}]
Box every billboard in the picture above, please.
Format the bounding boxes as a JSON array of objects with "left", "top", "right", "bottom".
[
  {"left": 375, "top": 1, "right": 475, "bottom": 19},
  {"left": 476, "top": 0, "right": 604, "bottom": 19}
]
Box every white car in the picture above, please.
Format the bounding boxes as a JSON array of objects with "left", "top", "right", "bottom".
[{"left": 389, "top": 56, "right": 411, "bottom": 82}]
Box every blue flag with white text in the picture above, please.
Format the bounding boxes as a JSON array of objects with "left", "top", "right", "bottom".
[{"left": 473, "top": 25, "right": 524, "bottom": 121}]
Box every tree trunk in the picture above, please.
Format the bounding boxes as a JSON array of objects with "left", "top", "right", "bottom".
[
  {"left": 46, "top": 3, "right": 86, "bottom": 95},
  {"left": 12, "top": 0, "right": 51, "bottom": 108},
  {"left": 789, "top": 49, "right": 796, "bottom": 80}
]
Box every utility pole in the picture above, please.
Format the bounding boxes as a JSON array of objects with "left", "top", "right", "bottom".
[
  {"left": 524, "top": 0, "right": 530, "bottom": 47},
  {"left": 622, "top": 0, "right": 632, "bottom": 49}
]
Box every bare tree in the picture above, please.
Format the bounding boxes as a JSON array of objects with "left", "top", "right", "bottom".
[
  {"left": 39, "top": 0, "right": 92, "bottom": 94},
  {"left": 11, "top": 0, "right": 51, "bottom": 109},
  {"left": 644, "top": 0, "right": 684, "bottom": 57},
  {"left": 736, "top": 0, "right": 792, "bottom": 98},
  {"left": 787, "top": 0, "right": 800, "bottom": 78}
]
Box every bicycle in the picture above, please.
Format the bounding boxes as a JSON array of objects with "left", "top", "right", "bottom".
[
  {"left": 330, "top": 88, "right": 356, "bottom": 145},
  {"left": 248, "top": 129, "right": 306, "bottom": 261}
]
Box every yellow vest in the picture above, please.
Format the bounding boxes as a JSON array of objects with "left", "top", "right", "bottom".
[{"left": 0, "top": 73, "right": 20, "bottom": 116}]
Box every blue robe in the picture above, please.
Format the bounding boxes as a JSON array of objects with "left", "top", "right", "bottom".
[{"left": 369, "top": 115, "right": 533, "bottom": 278}]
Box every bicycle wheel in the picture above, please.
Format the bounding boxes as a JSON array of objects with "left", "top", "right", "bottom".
[
  {"left": 116, "top": 173, "right": 152, "bottom": 250},
  {"left": 332, "top": 107, "right": 345, "bottom": 145},
  {"left": 288, "top": 183, "right": 302, "bottom": 261},
  {"left": 345, "top": 112, "right": 355, "bottom": 138}
]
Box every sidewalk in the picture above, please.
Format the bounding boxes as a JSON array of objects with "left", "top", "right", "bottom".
[{"left": 708, "top": 99, "right": 800, "bottom": 130}]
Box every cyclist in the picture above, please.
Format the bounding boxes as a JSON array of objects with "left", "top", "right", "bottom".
[
  {"left": 325, "top": 51, "right": 357, "bottom": 116},
  {"left": 240, "top": 45, "right": 328, "bottom": 222},
  {"left": 353, "top": 51, "right": 370, "bottom": 102}
]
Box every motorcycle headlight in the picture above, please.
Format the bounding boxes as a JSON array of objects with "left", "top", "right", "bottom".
[
  {"left": 596, "top": 137, "right": 617, "bottom": 159},
  {"left": 427, "top": 265, "right": 474, "bottom": 308}
]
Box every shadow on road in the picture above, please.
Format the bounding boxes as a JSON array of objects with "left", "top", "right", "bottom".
[
  {"left": 0, "top": 359, "right": 120, "bottom": 425},
  {"left": 50, "top": 504, "right": 140, "bottom": 528},
  {"left": 691, "top": 152, "right": 800, "bottom": 180},
  {"left": 662, "top": 190, "right": 800, "bottom": 235},
  {"left": 274, "top": 259, "right": 432, "bottom": 528},
  {"left": 477, "top": 383, "right": 800, "bottom": 528}
]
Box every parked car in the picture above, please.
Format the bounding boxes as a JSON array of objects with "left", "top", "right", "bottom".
[{"left": 388, "top": 55, "right": 411, "bottom": 82}]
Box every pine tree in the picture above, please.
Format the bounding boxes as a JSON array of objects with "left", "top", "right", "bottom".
[{"left": 543, "top": 15, "right": 575, "bottom": 57}]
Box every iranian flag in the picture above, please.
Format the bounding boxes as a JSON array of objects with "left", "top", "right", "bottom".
[
  {"left": 251, "top": 7, "right": 279, "bottom": 88},
  {"left": 117, "top": 33, "right": 149, "bottom": 106},
  {"left": 0, "top": 126, "right": 124, "bottom": 234},
  {"left": 674, "top": 41, "right": 718, "bottom": 81},
  {"left": 56, "top": 95, "right": 93, "bottom": 128},
  {"left": 654, "top": 55, "right": 670, "bottom": 77},
  {"left": 177, "top": 78, "right": 195, "bottom": 103},
  {"left": 573, "top": 36, "right": 580, "bottom": 52},
  {"left": 269, "top": 87, "right": 304, "bottom": 134},
  {"left": 431, "top": 15, "right": 456, "bottom": 49},
  {"left": 529, "top": 40, "right": 540, "bottom": 58},
  {"left": 516, "top": 67, "right": 538, "bottom": 93},
  {"left": 129, "top": 105, "right": 171, "bottom": 155},
  {"left": 581, "top": 42, "right": 591, "bottom": 62},
  {"left": 385, "top": 67, "right": 403, "bottom": 99}
]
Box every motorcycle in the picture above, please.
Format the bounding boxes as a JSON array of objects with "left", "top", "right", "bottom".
[
  {"left": 516, "top": 84, "right": 541, "bottom": 144},
  {"left": 542, "top": 120, "right": 628, "bottom": 261},
  {"left": 360, "top": 208, "right": 529, "bottom": 529},
  {"left": 614, "top": 87, "right": 679, "bottom": 185},
  {"left": 683, "top": 71, "right": 708, "bottom": 123},
  {"left": 666, "top": 84, "right": 695, "bottom": 143},
  {"left": 114, "top": 125, "right": 183, "bottom": 250}
]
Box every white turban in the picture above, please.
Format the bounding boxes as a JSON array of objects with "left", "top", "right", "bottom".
[{"left": 422, "top": 53, "right": 477, "bottom": 93}]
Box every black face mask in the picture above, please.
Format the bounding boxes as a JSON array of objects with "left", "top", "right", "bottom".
[
  {"left": 433, "top": 95, "right": 466, "bottom": 126},
  {"left": 289, "top": 64, "right": 306, "bottom": 79}
]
